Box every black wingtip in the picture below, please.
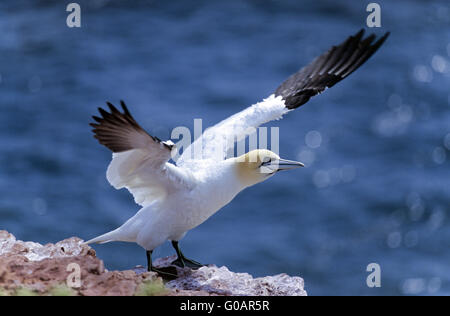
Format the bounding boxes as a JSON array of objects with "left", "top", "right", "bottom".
[
  {"left": 120, "top": 100, "right": 131, "bottom": 116},
  {"left": 377, "top": 31, "right": 390, "bottom": 46},
  {"left": 106, "top": 101, "right": 120, "bottom": 114},
  {"left": 356, "top": 28, "right": 365, "bottom": 38},
  {"left": 275, "top": 29, "right": 390, "bottom": 110},
  {"left": 90, "top": 100, "right": 157, "bottom": 153},
  {"left": 98, "top": 107, "right": 110, "bottom": 118},
  {"left": 92, "top": 115, "right": 102, "bottom": 123}
]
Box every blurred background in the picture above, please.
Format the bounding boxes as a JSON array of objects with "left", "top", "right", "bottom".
[{"left": 0, "top": 0, "right": 449, "bottom": 296}]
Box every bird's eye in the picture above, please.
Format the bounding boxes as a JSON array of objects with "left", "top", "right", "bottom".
[{"left": 261, "top": 158, "right": 272, "bottom": 167}]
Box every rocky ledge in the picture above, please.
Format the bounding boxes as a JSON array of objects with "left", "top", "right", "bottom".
[{"left": 0, "top": 231, "right": 306, "bottom": 296}]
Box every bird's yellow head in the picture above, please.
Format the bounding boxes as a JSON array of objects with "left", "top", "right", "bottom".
[{"left": 234, "top": 149, "right": 304, "bottom": 187}]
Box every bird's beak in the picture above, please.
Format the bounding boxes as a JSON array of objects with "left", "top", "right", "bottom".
[
  {"left": 276, "top": 158, "right": 305, "bottom": 171},
  {"left": 261, "top": 158, "right": 304, "bottom": 173}
]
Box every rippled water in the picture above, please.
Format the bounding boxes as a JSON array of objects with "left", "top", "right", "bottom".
[{"left": 0, "top": 0, "right": 449, "bottom": 295}]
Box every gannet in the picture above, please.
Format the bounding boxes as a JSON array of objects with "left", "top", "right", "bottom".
[{"left": 85, "top": 29, "right": 389, "bottom": 276}]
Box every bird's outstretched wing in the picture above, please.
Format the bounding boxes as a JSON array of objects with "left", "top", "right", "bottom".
[
  {"left": 275, "top": 29, "right": 390, "bottom": 109},
  {"left": 91, "top": 101, "right": 194, "bottom": 207},
  {"left": 177, "top": 29, "right": 389, "bottom": 165}
]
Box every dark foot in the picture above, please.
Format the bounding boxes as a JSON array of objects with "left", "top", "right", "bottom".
[
  {"left": 146, "top": 249, "right": 178, "bottom": 280},
  {"left": 170, "top": 240, "right": 205, "bottom": 270},
  {"left": 171, "top": 257, "right": 204, "bottom": 269},
  {"left": 150, "top": 266, "right": 178, "bottom": 280}
]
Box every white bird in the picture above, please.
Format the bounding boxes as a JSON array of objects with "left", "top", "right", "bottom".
[{"left": 85, "top": 29, "right": 389, "bottom": 277}]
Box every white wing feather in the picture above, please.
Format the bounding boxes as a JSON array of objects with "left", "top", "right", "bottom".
[
  {"left": 177, "top": 94, "right": 288, "bottom": 164},
  {"left": 91, "top": 102, "right": 195, "bottom": 207},
  {"left": 106, "top": 149, "right": 193, "bottom": 207}
]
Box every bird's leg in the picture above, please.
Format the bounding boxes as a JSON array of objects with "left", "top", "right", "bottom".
[
  {"left": 146, "top": 250, "right": 153, "bottom": 272},
  {"left": 170, "top": 241, "right": 204, "bottom": 269},
  {"left": 146, "top": 250, "right": 178, "bottom": 279}
]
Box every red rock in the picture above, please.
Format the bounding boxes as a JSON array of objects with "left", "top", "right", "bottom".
[{"left": 0, "top": 231, "right": 307, "bottom": 296}]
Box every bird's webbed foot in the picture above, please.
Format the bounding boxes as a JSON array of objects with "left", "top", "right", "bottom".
[
  {"left": 171, "top": 240, "right": 205, "bottom": 269},
  {"left": 150, "top": 266, "right": 178, "bottom": 280},
  {"left": 171, "top": 257, "right": 204, "bottom": 269},
  {"left": 146, "top": 250, "right": 178, "bottom": 280}
]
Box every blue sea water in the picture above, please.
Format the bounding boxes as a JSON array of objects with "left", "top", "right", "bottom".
[{"left": 0, "top": 0, "right": 449, "bottom": 295}]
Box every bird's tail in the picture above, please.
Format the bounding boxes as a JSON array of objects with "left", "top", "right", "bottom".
[{"left": 83, "top": 228, "right": 129, "bottom": 245}]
